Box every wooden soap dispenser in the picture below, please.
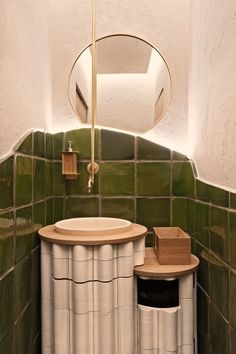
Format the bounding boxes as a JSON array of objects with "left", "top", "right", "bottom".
[{"left": 62, "top": 141, "right": 79, "bottom": 179}]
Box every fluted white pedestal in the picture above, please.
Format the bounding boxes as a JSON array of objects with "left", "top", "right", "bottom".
[
  {"left": 41, "top": 238, "right": 145, "bottom": 354},
  {"left": 137, "top": 273, "right": 197, "bottom": 354}
]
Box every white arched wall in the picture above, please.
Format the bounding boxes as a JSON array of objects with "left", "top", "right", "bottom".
[
  {"left": 50, "top": 0, "right": 190, "bottom": 152},
  {"left": 0, "top": 0, "right": 189, "bottom": 155},
  {"left": 97, "top": 73, "right": 155, "bottom": 132},
  {"left": 2, "top": 0, "right": 236, "bottom": 191},
  {"left": 189, "top": 0, "right": 236, "bottom": 190},
  {"left": 0, "top": 0, "right": 51, "bottom": 158}
]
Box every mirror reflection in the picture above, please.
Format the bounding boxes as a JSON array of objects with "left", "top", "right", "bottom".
[{"left": 69, "top": 35, "right": 171, "bottom": 133}]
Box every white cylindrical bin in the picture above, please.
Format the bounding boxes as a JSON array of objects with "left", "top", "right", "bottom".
[{"left": 137, "top": 273, "right": 197, "bottom": 354}]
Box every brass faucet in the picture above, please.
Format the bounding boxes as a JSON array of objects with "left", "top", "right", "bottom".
[
  {"left": 87, "top": 162, "right": 99, "bottom": 194},
  {"left": 87, "top": 174, "right": 93, "bottom": 194}
]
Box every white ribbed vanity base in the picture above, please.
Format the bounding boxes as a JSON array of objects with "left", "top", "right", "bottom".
[
  {"left": 137, "top": 273, "right": 197, "bottom": 354},
  {"left": 41, "top": 238, "right": 145, "bottom": 354}
]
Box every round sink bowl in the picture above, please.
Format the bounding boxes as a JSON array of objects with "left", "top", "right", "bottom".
[{"left": 55, "top": 217, "right": 132, "bottom": 236}]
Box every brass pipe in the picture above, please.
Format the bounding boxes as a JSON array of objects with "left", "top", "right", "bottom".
[
  {"left": 91, "top": 0, "right": 97, "bottom": 183},
  {"left": 87, "top": 0, "right": 98, "bottom": 193}
]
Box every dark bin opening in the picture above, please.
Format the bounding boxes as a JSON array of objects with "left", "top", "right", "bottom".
[{"left": 137, "top": 277, "right": 179, "bottom": 308}]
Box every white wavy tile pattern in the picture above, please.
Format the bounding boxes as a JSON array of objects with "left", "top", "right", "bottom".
[
  {"left": 41, "top": 238, "right": 145, "bottom": 354},
  {"left": 41, "top": 240, "right": 196, "bottom": 354},
  {"left": 137, "top": 273, "right": 195, "bottom": 354}
]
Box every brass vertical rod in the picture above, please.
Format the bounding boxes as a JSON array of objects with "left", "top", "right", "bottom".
[{"left": 91, "top": 0, "right": 97, "bottom": 183}]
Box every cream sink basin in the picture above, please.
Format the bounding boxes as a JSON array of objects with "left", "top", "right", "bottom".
[{"left": 55, "top": 217, "right": 132, "bottom": 236}]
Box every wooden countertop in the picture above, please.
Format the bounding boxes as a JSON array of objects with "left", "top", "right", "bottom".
[
  {"left": 134, "top": 248, "right": 199, "bottom": 278},
  {"left": 38, "top": 223, "right": 147, "bottom": 245}
]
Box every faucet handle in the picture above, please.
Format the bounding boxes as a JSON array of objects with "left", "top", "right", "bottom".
[{"left": 87, "top": 162, "right": 99, "bottom": 174}]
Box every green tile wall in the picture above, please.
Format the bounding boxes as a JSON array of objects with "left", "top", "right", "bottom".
[
  {"left": 15, "top": 156, "right": 32, "bottom": 206},
  {"left": 100, "top": 162, "right": 134, "bottom": 196},
  {"left": 137, "top": 162, "right": 170, "bottom": 196},
  {"left": 101, "top": 198, "right": 135, "bottom": 222},
  {"left": 0, "top": 131, "right": 49, "bottom": 353},
  {"left": 0, "top": 128, "right": 235, "bottom": 354},
  {"left": 0, "top": 156, "right": 14, "bottom": 209}
]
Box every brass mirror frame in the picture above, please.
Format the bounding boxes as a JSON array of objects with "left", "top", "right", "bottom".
[{"left": 69, "top": 34, "right": 172, "bottom": 134}]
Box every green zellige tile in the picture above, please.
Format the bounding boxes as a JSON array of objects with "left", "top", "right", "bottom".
[
  {"left": 53, "top": 162, "right": 64, "bottom": 196},
  {"left": 210, "top": 303, "right": 229, "bottom": 354},
  {"left": 15, "top": 304, "right": 32, "bottom": 354},
  {"left": 230, "top": 269, "right": 236, "bottom": 331},
  {"left": 100, "top": 162, "right": 134, "bottom": 196},
  {"left": 196, "top": 180, "right": 210, "bottom": 202},
  {"left": 53, "top": 197, "right": 64, "bottom": 222},
  {"left": 230, "top": 211, "right": 236, "bottom": 268},
  {"left": 209, "top": 253, "right": 229, "bottom": 319},
  {"left": 137, "top": 162, "right": 170, "bottom": 196},
  {"left": 65, "top": 162, "right": 99, "bottom": 196},
  {"left": 0, "top": 271, "right": 14, "bottom": 340},
  {"left": 172, "top": 198, "right": 187, "bottom": 230},
  {"left": 45, "top": 161, "right": 53, "bottom": 197},
  {"left": 172, "top": 162, "right": 195, "bottom": 197},
  {"left": 32, "top": 334, "right": 41, "bottom": 354},
  {"left": 65, "top": 129, "right": 99, "bottom": 160},
  {"left": 191, "top": 238, "right": 196, "bottom": 255},
  {"left": 209, "top": 185, "right": 229, "bottom": 207},
  {"left": 187, "top": 199, "right": 196, "bottom": 238},
  {"left": 196, "top": 243, "right": 210, "bottom": 294},
  {"left": 136, "top": 198, "right": 170, "bottom": 230},
  {"left": 197, "top": 286, "right": 210, "bottom": 337},
  {"left": 46, "top": 198, "right": 53, "bottom": 225},
  {"left": 196, "top": 202, "right": 210, "bottom": 247},
  {"left": 16, "top": 206, "right": 33, "bottom": 262},
  {"left": 16, "top": 133, "right": 33, "bottom": 155},
  {"left": 230, "top": 193, "right": 236, "bottom": 210},
  {"left": 33, "top": 131, "right": 45, "bottom": 158},
  {"left": 32, "top": 249, "right": 41, "bottom": 338},
  {"left": 33, "top": 159, "right": 45, "bottom": 202},
  {"left": 145, "top": 233, "right": 154, "bottom": 247},
  {"left": 0, "top": 156, "right": 14, "bottom": 210},
  {"left": 53, "top": 132, "right": 64, "bottom": 160},
  {"left": 137, "top": 137, "right": 170, "bottom": 160},
  {"left": 0, "top": 330, "right": 14, "bottom": 354},
  {"left": 14, "top": 255, "right": 32, "bottom": 320},
  {"left": 46, "top": 133, "right": 53, "bottom": 160},
  {"left": 172, "top": 151, "right": 189, "bottom": 161},
  {"left": 197, "top": 331, "right": 209, "bottom": 354},
  {"left": 101, "top": 198, "right": 135, "bottom": 222},
  {"left": 65, "top": 197, "right": 99, "bottom": 218},
  {"left": 230, "top": 326, "right": 236, "bottom": 353},
  {"left": 0, "top": 212, "right": 14, "bottom": 275},
  {"left": 33, "top": 201, "right": 45, "bottom": 247},
  {"left": 210, "top": 206, "right": 229, "bottom": 262},
  {"left": 15, "top": 155, "right": 32, "bottom": 207},
  {"left": 101, "top": 130, "right": 134, "bottom": 160}
]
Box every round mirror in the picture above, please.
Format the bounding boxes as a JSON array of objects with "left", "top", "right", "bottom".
[{"left": 69, "top": 34, "right": 171, "bottom": 133}]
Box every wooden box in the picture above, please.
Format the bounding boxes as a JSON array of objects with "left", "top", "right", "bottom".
[
  {"left": 62, "top": 152, "right": 78, "bottom": 179},
  {"left": 153, "top": 227, "right": 191, "bottom": 265}
]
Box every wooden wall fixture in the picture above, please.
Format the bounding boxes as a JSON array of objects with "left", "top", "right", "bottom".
[{"left": 62, "top": 141, "right": 79, "bottom": 179}]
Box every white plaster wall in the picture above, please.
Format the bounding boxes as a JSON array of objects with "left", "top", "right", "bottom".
[
  {"left": 0, "top": 0, "right": 51, "bottom": 158},
  {"left": 96, "top": 74, "right": 155, "bottom": 132},
  {"left": 189, "top": 0, "right": 236, "bottom": 190},
  {"left": 50, "top": 0, "right": 190, "bottom": 152}
]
